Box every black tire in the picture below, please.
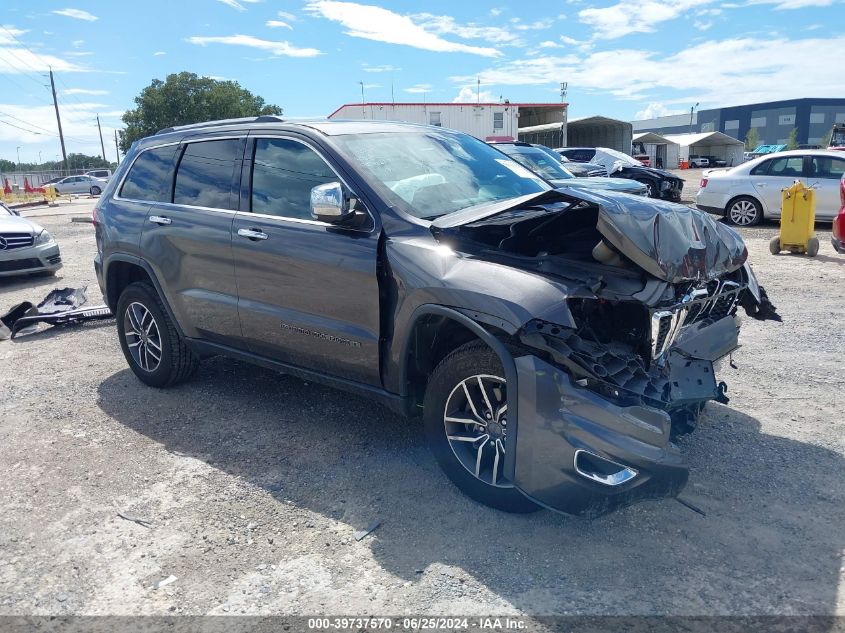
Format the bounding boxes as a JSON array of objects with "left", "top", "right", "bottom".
[
  {"left": 636, "top": 179, "right": 657, "bottom": 198},
  {"left": 90, "top": 186, "right": 102, "bottom": 196},
  {"left": 726, "top": 196, "right": 763, "bottom": 226},
  {"left": 807, "top": 236, "right": 819, "bottom": 257},
  {"left": 115, "top": 281, "right": 199, "bottom": 388},
  {"left": 769, "top": 235, "right": 781, "bottom": 255},
  {"left": 423, "top": 341, "right": 540, "bottom": 513}
]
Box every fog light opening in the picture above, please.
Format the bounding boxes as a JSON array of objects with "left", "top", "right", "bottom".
[{"left": 574, "top": 450, "right": 638, "bottom": 486}]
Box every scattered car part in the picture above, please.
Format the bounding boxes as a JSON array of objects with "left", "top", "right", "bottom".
[{"left": 1, "top": 286, "right": 112, "bottom": 340}]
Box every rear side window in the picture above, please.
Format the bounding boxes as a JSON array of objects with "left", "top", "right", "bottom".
[
  {"left": 174, "top": 139, "right": 241, "bottom": 209},
  {"left": 809, "top": 156, "right": 845, "bottom": 180},
  {"left": 120, "top": 146, "right": 179, "bottom": 202},
  {"left": 251, "top": 138, "right": 337, "bottom": 220}
]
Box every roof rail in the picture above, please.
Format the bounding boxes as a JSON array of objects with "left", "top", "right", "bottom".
[{"left": 156, "top": 115, "right": 286, "bottom": 135}]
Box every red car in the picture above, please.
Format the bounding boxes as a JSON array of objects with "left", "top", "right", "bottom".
[{"left": 833, "top": 174, "right": 845, "bottom": 253}]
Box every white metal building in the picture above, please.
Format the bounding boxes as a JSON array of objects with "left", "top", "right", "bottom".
[
  {"left": 328, "top": 102, "right": 567, "bottom": 142},
  {"left": 663, "top": 132, "right": 745, "bottom": 167},
  {"left": 566, "top": 116, "right": 633, "bottom": 153},
  {"left": 632, "top": 132, "right": 680, "bottom": 169}
]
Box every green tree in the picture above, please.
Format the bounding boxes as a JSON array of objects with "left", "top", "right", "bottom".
[
  {"left": 745, "top": 127, "right": 761, "bottom": 152},
  {"left": 785, "top": 127, "right": 799, "bottom": 150},
  {"left": 120, "top": 72, "right": 282, "bottom": 151}
]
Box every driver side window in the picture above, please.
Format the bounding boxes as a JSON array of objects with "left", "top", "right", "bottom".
[{"left": 251, "top": 138, "right": 337, "bottom": 220}]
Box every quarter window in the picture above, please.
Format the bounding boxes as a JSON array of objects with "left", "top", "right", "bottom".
[
  {"left": 251, "top": 138, "right": 337, "bottom": 220},
  {"left": 173, "top": 139, "right": 241, "bottom": 209},
  {"left": 809, "top": 156, "right": 845, "bottom": 180},
  {"left": 120, "top": 145, "right": 179, "bottom": 202}
]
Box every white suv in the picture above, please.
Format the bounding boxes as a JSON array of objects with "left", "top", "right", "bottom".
[
  {"left": 688, "top": 156, "right": 710, "bottom": 168},
  {"left": 696, "top": 150, "right": 845, "bottom": 225}
]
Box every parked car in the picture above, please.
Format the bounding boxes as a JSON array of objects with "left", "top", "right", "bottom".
[
  {"left": 85, "top": 169, "right": 112, "bottom": 181},
  {"left": 696, "top": 149, "right": 845, "bottom": 225},
  {"left": 557, "top": 147, "right": 684, "bottom": 200},
  {"left": 688, "top": 156, "right": 710, "bottom": 168},
  {"left": 490, "top": 142, "right": 647, "bottom": 196},
  {"left": 833, "top": 174, "right": 845, "bottom": 253},
  {"left": 556, "top": 154, "right": 608, "bottom": 178},
  {"left": 94, "top": 117, "right": 778, "bottom": 516},
  {"left": 704, "top": 156, "right": 727, "bottom": 168},
  {"left": 0, "top": 201, "right": 62, "bottom": 276},
  {"left": 53, "top": 174, "right": 108, "bottom": 196}
]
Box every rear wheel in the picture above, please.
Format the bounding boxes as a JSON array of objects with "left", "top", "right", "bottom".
[
  {"left": 726, "top": 196, "right": 763, "bottom": 226},
  {"left": 807, "top": 236, "right": 820, "bottom": 257},
  {"left": 423, "top": 341, "right": 540, "bottom": 513},
  {"left": 90, "top": 185, "right": 102, "bottom": 196},
  {"left": 769, "top": 235, "right": 781, "bottom": 255},
  {"left": 116, "top": 282, "right": 199, "bottom": 387}
]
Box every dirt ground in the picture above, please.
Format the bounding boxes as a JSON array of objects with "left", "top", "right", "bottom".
[{"left": 1, "top": 198, "right": 844, "bottom": 617}]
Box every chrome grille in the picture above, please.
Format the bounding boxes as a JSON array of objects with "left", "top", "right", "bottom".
[
  {"left": 651, "top": 280, "right": 744, "bottom": 361},
  {"left": 0, "top": 232, "right": 34, "bottom": 250}
]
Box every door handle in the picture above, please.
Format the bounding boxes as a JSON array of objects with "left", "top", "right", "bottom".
[
  {"left": 149, "top": 215, "right": 172, "bottom": 225},
  {"left": 237, "top": 228, "right": 269, "bottom": 241}
]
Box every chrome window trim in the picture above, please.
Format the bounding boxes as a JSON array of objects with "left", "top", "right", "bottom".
[{"left": 246, "top": 134, "right": 375, "bottom": 231}]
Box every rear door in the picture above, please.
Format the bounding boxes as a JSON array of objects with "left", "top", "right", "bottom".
[
  {"left": 750, "top": 155, "right": 806, "bottom": 217},
  {"left": 138, "top": 136, "right": 245, "bottom": 345},
  {"left": 231, "top": 135, "right": 382, "bottom": 386},
  {"left": 807, "top": 154, "right": 845, "bottom": 219}
]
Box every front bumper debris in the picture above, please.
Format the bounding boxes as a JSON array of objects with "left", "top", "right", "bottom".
[{"left": 0, "top": 286, "right": 112, "bottom": 340}]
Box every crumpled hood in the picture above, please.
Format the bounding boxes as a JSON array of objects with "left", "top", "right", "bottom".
[
  {"left": 550, "top": 177, "right": 645, "bottom": 194},
  {"left": 431, "top": 189, "right": 748, "bottom": 284}
]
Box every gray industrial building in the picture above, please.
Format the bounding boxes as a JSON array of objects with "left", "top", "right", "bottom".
[{"left": 633, "top": 98, "right": 845, "bottom": 147}]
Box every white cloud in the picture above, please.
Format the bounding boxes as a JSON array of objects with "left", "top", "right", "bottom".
[
  {"left": 215, "top": 0, "right": 261, "bottom": 10},
  {"left": 71, "top": 39, "right": 84, "bottom": 48},
  {"left": 304, "top": 1, "right": 501, "bottom": 57},
  {"left": 489, "top": 8, "right": 503, "bottom": 16},
  {"left": 362, "top": 64, "right": 401, "bottom": 72},
  {"left": 538, "top": 40, "right": 563, "bottom": 48},
  {"left": 0, "top": 47, "right": 87, "bottom": 73},
  {"left": 748, "top": 0, "right": 839, "bottom": 7},
  {"left": 276, "top": 11, "right": 297, "bottom": 21},
  {"left": 694, "top": 19, "right": 714, "bottom": 30},
  {"left": 454, "top": 35, "right": 845, "bottom": 107},
  {"left": 453, "top": 86, "right": 496, "bottom": 102},
  {"left": 0, "top": 26, "right": 28, "bottom": 46},
  {"left": 187, "top": 34, "right": 321, "bottom": 57},
  {"left": 153, "top": 51, "right": 166, "bottom": 56},
  {"left": 404, "top": 84, "right": 432, "bottom": 94},
  {"left": 266, "top": 20, "right": 292, "bottom": 28},
  {"left": 514, "top": 18, "right": 554, "bottom": 30},
  {"left": 52, "top": 8, "right": 99, "bottom": 21},
  {"left": 63, "top": 88, "right": 109, "bottom": 95},
  {"left": 578, "top": 0, "right": 713, "bottom": 39},
  {"left": 634, "top": 102, "right": 680, "bottom": 120},
  {"left": 411, "top": 13, "right": 521, "bottom": 45}
]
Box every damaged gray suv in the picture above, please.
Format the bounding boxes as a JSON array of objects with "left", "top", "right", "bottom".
[{"left": 94, "top": 117, "right": 779, "bottom": 516}]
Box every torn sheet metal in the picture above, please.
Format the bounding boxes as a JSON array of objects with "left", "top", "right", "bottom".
[{"left": 0, "top": 286, "right": 112, "bottom": 340}]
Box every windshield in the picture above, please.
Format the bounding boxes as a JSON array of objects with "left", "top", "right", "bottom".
[
  {"left": 502, "top": 147, "right": 574, "bottom": 181},
  {"left": 332, "top": 130, "right": 549, "bottom": 219},
  {"left": 0, "top": 203, "right": 13, "bottom": 216},
  {"left": 599, "top": 147, "right": 641, "bottom": 167}
]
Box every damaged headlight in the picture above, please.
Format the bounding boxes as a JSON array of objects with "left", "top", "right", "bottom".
[{"left": 34, "top": 230, "right": 54, "bottom": 245}]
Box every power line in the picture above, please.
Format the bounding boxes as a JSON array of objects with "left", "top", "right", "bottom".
[
  {"left": 0, "top": 117, "right": 49, "bottom": 136},
  {"left": 0, "top": 108, "right": 59, "bottom": 135}
]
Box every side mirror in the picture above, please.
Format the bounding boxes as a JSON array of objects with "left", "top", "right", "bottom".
[{"left": 310, "top": 182, "right": 355, "bottom": 223}]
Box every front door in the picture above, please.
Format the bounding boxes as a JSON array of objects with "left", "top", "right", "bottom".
[
  {"left": 138, "top": 137, "right": 245, "bottom": 344},
  {"left": 232, "top": 136, "right": 382, "bottom": 386},
  {"left": 750, "top": 155, "right": 806, "bottom": 217}
]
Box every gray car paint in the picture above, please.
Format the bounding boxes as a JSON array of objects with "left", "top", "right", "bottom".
[{"left": 95, "top": 119, "right": 777, "bottom": 515}]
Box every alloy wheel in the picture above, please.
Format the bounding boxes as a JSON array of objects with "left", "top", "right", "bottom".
[
  {"left": 443, "top": 374, "right": 511, "bottom": 488},
  {"left": 123, "top": 301, "right": 162, "bottom": 372},
  {"left": 729, "top": 200, "right": 759, "bottom": 225}
]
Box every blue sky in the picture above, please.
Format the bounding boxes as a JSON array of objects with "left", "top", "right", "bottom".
[{"left": 1, "top": 0, "right": 843, "bottom": 163}]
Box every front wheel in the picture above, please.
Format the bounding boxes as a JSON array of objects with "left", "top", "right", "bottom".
[
  {"left": 769, "top": 235, "right": 781, "bottom": 255},
  {"left": 423, "top": 342, "right": 540, "bottom": 513},
  {"left": 726, "top": 197, "right": 763, "bottom": 226},
  {"left": 807, "top": 236, "right": 819, "bottom": 257},
  {"left": 90, "top": 185, "right": 102, "bottom": 196}
]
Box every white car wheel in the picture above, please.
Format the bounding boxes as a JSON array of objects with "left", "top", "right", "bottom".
[{"left": 727, "top": 197, "right": 762, "bottom": 226}]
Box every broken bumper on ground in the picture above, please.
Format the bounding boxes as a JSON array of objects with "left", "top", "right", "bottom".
[{"left": 510, "top": 316, "right": 740, "bottom": 517}]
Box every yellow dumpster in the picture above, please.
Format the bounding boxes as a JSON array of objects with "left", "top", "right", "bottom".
[{"left": 769, "top": 180, "right": 819, "bottom": 257}]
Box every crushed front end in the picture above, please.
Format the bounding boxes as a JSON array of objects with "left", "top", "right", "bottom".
[{"left": 431, "top": 188, "right": 780, "bottom": 516}]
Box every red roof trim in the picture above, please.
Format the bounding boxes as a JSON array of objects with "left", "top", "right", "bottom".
[{"left": 327, "top": 102, "right": 568, "bottom": 118}]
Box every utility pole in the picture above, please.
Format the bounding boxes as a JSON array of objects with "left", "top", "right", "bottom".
[
  {"left": 96, "top": 114, "right": 107, "bottom": 162},
  {"left": 49, "top": 68, "right": 68, "bottom": 172},
  {"left": 477, "top": 77, "right": 480, "bottom": 103},
  {"left": 689, "top": 102, "right": 699, "bottom": 134},
  {"left": 114, "top": 129, "right": 120, "bottom": 165}
]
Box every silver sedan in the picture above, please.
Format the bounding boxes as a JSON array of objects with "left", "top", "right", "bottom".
[
  {"left": 52, "top": 175, "right": 109, "bottom": 196},
  {"left": 0, "top": 202, "right": 62, "bottom": 276}
]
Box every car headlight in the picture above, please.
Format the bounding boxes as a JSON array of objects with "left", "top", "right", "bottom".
[{"left": 35, "top": 230, "right": 53, "bottom": 245}]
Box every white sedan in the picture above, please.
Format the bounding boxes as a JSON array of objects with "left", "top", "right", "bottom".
[
  {"left": 695, "top": 149, "right": 845, "bottom": 225},
  {"left": 52, "top": 175, "right": 108, "bottom": 196}
]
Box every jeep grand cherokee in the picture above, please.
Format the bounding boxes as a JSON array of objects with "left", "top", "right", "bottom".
[{"left": 94, "top": 117, "right": 779, "bottom": 516}]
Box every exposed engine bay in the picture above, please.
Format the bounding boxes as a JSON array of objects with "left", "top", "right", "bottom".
[{"left": 431, "top": 190, "right": 781, "bottom": 436}]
